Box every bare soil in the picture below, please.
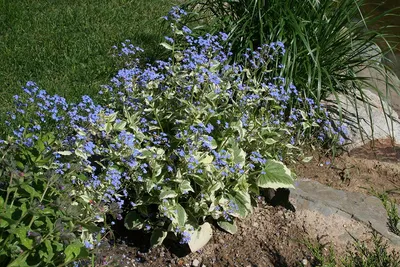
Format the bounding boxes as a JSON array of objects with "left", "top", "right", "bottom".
[
  {"left": 94, "top": 205, "right": 327, "bottom": 267},
  {"left": 295, "top": 138, "right": 400, "bottom": 202}
]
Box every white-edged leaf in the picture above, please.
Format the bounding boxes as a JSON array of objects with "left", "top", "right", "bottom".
[
  {"left": 210, "top": 138, "right": 218, "bottom": 149},
  {"left": 209, "top": 182, "right": 222, "bottom": 194},
  {"left": 105, "top": 122, "right": 113, "bottom": 134},
  {"left": 285, "top": 144, "right": 299, "bottom": 149},
  {"left": 124, "top": 211, "right": 144, "bottom": 230},
  {"left": 188, "top": 222, "right": 213, "bottom": 252},
  {"left": 150, "top": 228, "right": 167, "bottom": 247},
  {"left": 265, "top": 138, "right": 277, "bottom": 145},
  {"left": 160, "top": 42, "right": 173, "bottom": 50},
  {"left": 257, "top": 160, "right": 294, "bottom": 189},
  {"left": 229, "top": 142, "right": 246, "bottom": 168},
  {"left": 57, "top": 151, "right": 72, "bottom": 156},
  {"left": 114, "top": 121, "right": 127, "bottom": 131},
  {"left": 228, "top": 191, "right": 252, "bottom": 218},
  {"left": 217, "top": 220, "right": 237, "bottom": 234},
  {"left": 159, "top": 190, "right": 178, "bottom": 199},
  {"left": 74, "top": 149, "right": 87, "bottom": 160},
  {"left": 200, "top": 154, "right": 214, "bottom": 165},
  {"left": 180, "top": 180, "right": 194, "bottom": 194},
  {"left": 176, "top": 204, "right": 187, "bottom": 227},
  {"left": 106, "top": 112, "right": 118, "bottom": 122},
  {"left": 302, "top": 156, "right": 313, "bottom": 163}
]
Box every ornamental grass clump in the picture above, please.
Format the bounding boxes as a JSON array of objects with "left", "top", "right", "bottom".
[
  {"left": 0, "top": 8, "right": 347, "bottom": 264},
  {"left": 181, "top": 0, "right": 400, "bottom": 132}
]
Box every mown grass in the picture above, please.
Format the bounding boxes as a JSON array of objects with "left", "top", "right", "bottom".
[{"left": 0, "top": 0, "right": 177, "bottom": 126}]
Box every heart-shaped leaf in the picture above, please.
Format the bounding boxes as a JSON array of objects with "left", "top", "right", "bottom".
[
  {"left": 257, "top": 160, "right": 294, "bottom": 189},
  {"left": 188, "top": 222, "right": 213, "bottom": 252}
]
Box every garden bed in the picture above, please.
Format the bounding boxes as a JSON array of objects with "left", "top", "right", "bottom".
[
  {"left": 87, "top": 140, "right": 400, "bottom": 266},
  {"left": 2, "top": 1, "right": 400, "bottom": 266}
]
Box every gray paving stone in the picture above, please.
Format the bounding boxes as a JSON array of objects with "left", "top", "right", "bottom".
[{"left": 290, "top": 179, "right": 400, "bottom": 246}]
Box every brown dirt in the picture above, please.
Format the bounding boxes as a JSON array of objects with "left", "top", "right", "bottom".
[
  {"left": 294, "top": 138, "right": 400, "bottom": 202},
  {"left": 93, "top": 205, "right": 329, "bottom": 267},
  {"left": 85, "top": 138, "right": 400, "bottom": 267}
]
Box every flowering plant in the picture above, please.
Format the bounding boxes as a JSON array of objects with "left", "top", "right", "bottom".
[{"left": 0, "top": 8, "right": 346, "bottom": 263}]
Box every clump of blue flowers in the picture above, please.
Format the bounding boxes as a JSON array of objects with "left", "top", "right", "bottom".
[{"left": 1, "top": 6, "right": 347, "bottom": 249}]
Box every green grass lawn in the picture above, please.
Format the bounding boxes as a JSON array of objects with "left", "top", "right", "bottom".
[{"left": 0, "top": 0, "right": 176, "bottom": 124}]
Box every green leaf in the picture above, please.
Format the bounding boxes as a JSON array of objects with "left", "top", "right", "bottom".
[
  {"left": 176, "top": 204, "right": 187, "bottom": 227},
  {"left": 188, "top": 222, "right": 213, "bottom": 252},
  {"left": 16, "top": 161, "right": 24, "bottom": 170},
  {"left": 151, "top": 162, "right": 163, "bottom": 177},
  {"left": 16, "top": 227, "right": 33, "bottom": 249},
  {"left": 78, "top": 222, "right": 102, "bottom": 233},
  {"left": 77, "top": 174, "right": 88, "bottom": 181},
  {"left": 159, "top": 190, "right": 178, "bottom": 199},
  {"left": 7, "top": 253, "right": 29, "bottom": 267},
  {"left": 124, "top": 211, "right": 144, "bottom": 230},
  {"left": 217, "top": 220, "right": 237, "bottom": 234},
  {"left": 265, "top": 138, "right": 277, "bottom": 145},
  {"left": 0, "top": 213, "right": 15, "bottom": 228},
  {"left": 46, "top": 216, "right": 53, "bottom": 231},
  {"left": 33, "top": 219, "right": 45, "bottom": 228},
  {"left": 20, "top": 184, "right": 41, "bottom": 198},
  {"left": 150, "top": 228, "right": 167, "bottom": 247},
  {"left": 36, "top": 139, "right": 46, "bottom": 153},
  {"left": 257, "top": 160, "right": 295, "bottom": 189},
  {"left": 44, "top": 239, "right": 54, "bottom": 263},
  {"left": 285, "top": 144, "right": 298, "bottom": 149},
  {"left": 64, "top": 242, "right": 83, "bottom": 263}
]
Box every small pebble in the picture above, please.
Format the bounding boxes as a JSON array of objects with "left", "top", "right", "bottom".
[
  {"left": 302, "top": 259, "right": 308, "bottom": 266},
  {"left": 192, "top": 259, "right": 200, "bottom": 267}
]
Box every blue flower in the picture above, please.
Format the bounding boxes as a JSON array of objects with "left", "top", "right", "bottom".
[
  {"left": 83, "top": 142, "right": 96, "bottom": 155},
  {"left": 179, "top": 231, "right": 191, "bottom": 244},
  {"left": 84, "top": 241, "right": 94, "bottom": 250},
  {"left": 182, "top": 26, "right": 192, "bottom": 34}
]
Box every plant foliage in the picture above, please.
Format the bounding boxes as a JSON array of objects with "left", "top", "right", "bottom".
[{"left": 0, "top": 6, "right": 348, "bottom": 265}]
